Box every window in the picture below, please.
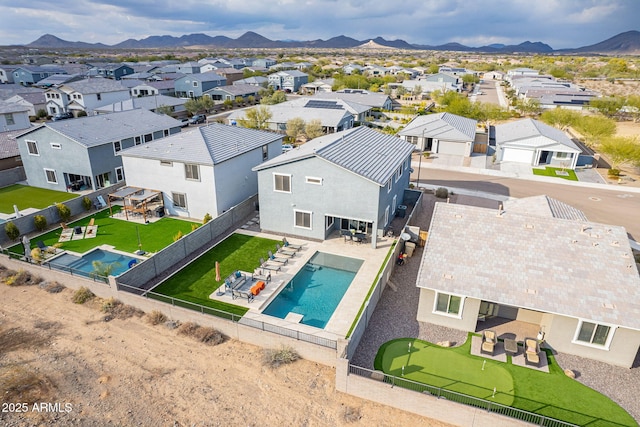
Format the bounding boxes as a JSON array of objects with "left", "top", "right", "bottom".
[
  {"left": 160, "top": 160, "right": 173, "bottom": 166},
  {"left": 4, "top": 113, "right": 14, "bottom": 126},
  {"left": 384, "top": 206, "right": 389, "bottom": 225},
  {"left": 50, "top": 143, "right": 61, "bottom": 150},
  {"left": 434, "top": 292, "right": 463, "bottom": 316},
  {"left": 144, "top": 133, "right": 152, "bottom": 143},
  {"left": 294, "top": 210, "right": 312, "bottom": 229},
  {"left": 555, "top": 152, "right": 569, "bottom": 159},
  {"left": 325, "top": 216, "right": 334, "bottom": 230},
  {"left": 164, "top": 129, "right": 169, "bottom": 137},
  {"left": 115, "top": 167, "right": 124, "bottom": 182},
  {"left": 44, "top": 168, "right": 57, "bottom": 184},
  {"left": 262, "top": 145, "right": 268, "bottom": 161},
  {"left": 135, "top": 136, "right": 142, "bottom": 145},
  {"left": 305, "top": 176, "right": 322, "bottom": 185},
  {"left": 185, "top": 163, "right": 200, "bottom": 181},
  {"left": 395, "top": 164, "right": 403, "bottom": 182},
  {"left": 26, "top": 140, "right": 39, "bottom": 155},
  {"left": 96, "top": 93, "right": 102, "bottom": 101},
  {"left": 172, "top": 192, "right": 187, "bottom": 209},
  {"left": 113, "top": 141, "right": 122, "bottom": 154},
  {"left": 274, "top": 173, "right": 291, "bottom": 193},
  {"left": 392, "top": 195, "right": 397, "bottom": 214},
  {"left": 387, "top": 179, "right": 392, "bottom": 193},
  {"left": 574, "top": 321, "right": 614, "bottom": 348}
]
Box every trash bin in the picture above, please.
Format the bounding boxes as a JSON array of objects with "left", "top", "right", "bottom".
[
  {"left": 405, "top": 242, "right": 416, "bottom": 257},
  {"left": 419, "top": 230, "right": 429, "bottom": 247},
  {"left": 397, "top": 205, "right": 407, "bottom": 218},
  {"left": 155, "top": 206, "right": 165, "bottom": 218}
]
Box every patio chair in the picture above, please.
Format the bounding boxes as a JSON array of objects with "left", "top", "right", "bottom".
[
  {"left": 282, "top": 237, "right": 302, "bottom": 251},
  {"left": 354, "top": 232, "right": 367, "bottom": 244},
  {"left": 36, "top": 240, "right": 48, "bottom": 251},
  {"left": 259, "top": 258, "right": 281, "bottom": 272},
  {"left": 252, "top": 269, "right": 271, "bottom": 283},
  {"left": 525, "top": 338, "right": 541, "bottom": 366},
  {"left": 267, "top": 250, "right": 288, "bottom": 265},
  {"left": 481, "top": 330, "right": 497, "bottom": 355},
  {"left": 341, "top": 230, "right": 353, "bottom": 243},
  {"left": 275, "top": 243, "right": 296, "bottom": 257}
]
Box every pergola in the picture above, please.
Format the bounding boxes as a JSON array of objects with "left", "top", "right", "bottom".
[{"left": 108, "top": 186, "right": 164, "bottom": 222}]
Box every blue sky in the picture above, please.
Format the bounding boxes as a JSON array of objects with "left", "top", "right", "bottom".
[{"left": 0, "top": 0, "right": 638, "bottom": 48}]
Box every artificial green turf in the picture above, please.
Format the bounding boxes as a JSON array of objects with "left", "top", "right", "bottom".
[
  {"left": 151, "top": 233, "right": 281, "bottom": 315},
  {"left": 374, "top": 337, "right": 636, "bottom": 426},
  {"left": 8, "top": 206, "right": 198, "bottom": 255},
  {"left": 0, "top": 184, "right": 77, "bottom": 214},
  {"left": 532, "top": 167, "right": 578, "bottom": 181}
]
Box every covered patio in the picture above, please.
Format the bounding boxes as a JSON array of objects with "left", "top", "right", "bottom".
[{"left": 108, "top": 186, "right": 165, "bottom": 223}]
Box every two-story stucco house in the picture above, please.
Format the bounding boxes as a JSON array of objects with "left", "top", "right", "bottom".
[
  {"left": 44, "top": 78, "right": 131, "bottom": 116},
  {"left": 15, "top": 109, "right": 182, "bottom": 191},
  {"left": 268, "top": 70, "right": 309, "bottom": 93},
  {"left": 11, "top": 66, "right": 67, "bottom": 86},
  {"left": 120, "top": 123, "right": 283, "bottom": 219},
  {"left": 175, "top": 72, "right": 227, "bottom": 98},
  {"left": 253, "top": 126, "right": 414, "bottom": 248}
]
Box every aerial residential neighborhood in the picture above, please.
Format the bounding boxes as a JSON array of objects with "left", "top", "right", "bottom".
[{"left": 1, "top": 6, "right": 640, "bottom": 426}]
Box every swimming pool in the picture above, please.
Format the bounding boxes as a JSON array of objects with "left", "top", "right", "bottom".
[
  {"left": 47, "top": 248, "right": 140, "bottom": 277},
  {"left": 262, "top": 252, "right": 363, "bottom": 328}
]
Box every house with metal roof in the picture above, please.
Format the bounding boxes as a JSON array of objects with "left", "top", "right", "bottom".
[
  {"left": 398, "top": 112, "right": 478, "bottom": 156},
  {"left": 495, "top": 118, "right": 581, "bottom": 169},
  {"left": 174, "top": 72, "right": 226, "bottom": 98},
  {"left": 44, "top": 78, "right": 131, "bottom": 116},
  {"left": 120, "top": 123, "right": 283, "bottom": 219},
  {"left": 313, "top": 90, "right": 393, "bottom": 110},
  {"left": 415, "top": 198, "right": 640, "bottom": 368},
  {"left": 253, "top": 126, "right": 414, "bottom": 248},
  {"left": 15, "top": 109, "right": 182, "bottom": 192}
]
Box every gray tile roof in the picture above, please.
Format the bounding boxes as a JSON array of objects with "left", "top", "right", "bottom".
[
  {"left": 234, "top": 76, "right": 268, "bottom": 86},
  {"left": 204, "top": 84, "right": 260, "bottom": 97},
  {"left": 96, "top": 95, "right": 185, "bottom": 112},
  {"left": 504, "top": 195, "right": 588, "bottom": 222},
  {"left": 182, "top": 72, "right": 225, "bottom": 83},
  {"left": 416, "top": 202, "right": 640, "bottom": 331},
  {"left": 398, "top": 112, "right": 477, "bottom": 142},
  {"left": 0, "top": 130, "right": 20, "bottom": 159},
  {"left": 21, "top": 109, "right": 181, "bottom": 148},
  {"left": 254, "top": 126, "right": 414, "bottom": 186},
  {"left": 120, "top": 122, "right": 282, "bottom": 165},
  {"left": 495, "top": 119, "right": 580, "bottom": 152},
  {"left": 64, "top": 78, "right": 129, "bottom": 94},
  {"left": 0, "top": 101, "right": 29, "bottom": 114}
]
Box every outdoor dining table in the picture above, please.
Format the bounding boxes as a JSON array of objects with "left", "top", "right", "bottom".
[{"left": 504, "top": 338, "right": 518, "bottom": 355}]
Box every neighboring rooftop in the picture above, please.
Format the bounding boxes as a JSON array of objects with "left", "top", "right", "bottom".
[
  {"left": 495, "top": 118, "right": 580, "bottom": 151},
  {"left": 399, "top": 112, "right": 477, "bottom": 141},
  {"left": 503, "top": 195, "right": 588, "bottom": 222}
]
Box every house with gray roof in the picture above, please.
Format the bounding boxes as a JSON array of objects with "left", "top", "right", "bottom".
[
  {"left": 268, "top": 70, "right": 308, "bottom": 93},
  {"left": 398, "top": 112, "right": 478, "bottom": 156},
  {"left": 15, "top": 109, "right": 182, "bottom": 192},
  {"left": 44, "top": 78, "right": 131, "bottom": 116},
  {"left": 0, "top": 130, "right": 23, "bottom": 171},
  {"left": 120, "top": 123, "right": 283, "bottom": 219},
  {"left": 34, "top": 73, "right": 85, "bottom": 88},
  {"left": 0, "top": 101, "right": 32, "bottom": 131},
  {"left": 233, "top": 76, "right": 269, "bottom": 87},
  {"left": 89, "top": 63, "right": 134, "bottom": 80},
  {"left": 0, "top": 66, "right": 19, "bottom": 84},
  {"left": 94, "top": 95, "right": 187, "bottom": 116},
  {"left": 495, "top": 118, "right": 581, "bottom": 169},
  {"left": 11, "top": 66, "right": 67, "bottom": 86},
  {"left": 415, "top": 198, "right": 640, "bottom": 368},
  {"left": 5, "top": 91, "right": 47, "bottom": 117},
  {"left": 313, "top": 90, "right": 393, "bottom": 110},
  {"left": 203, "top": 84, "right": 261, "bottom": 103},
  {"left": 253, "top": 126, "right": 414, "bottom": 248},
  {"left": 175, "top": 72, "right": 226, "bottom": 98},
  {"left": 301, "top": 78, "right": 335, "bottom": 94}
]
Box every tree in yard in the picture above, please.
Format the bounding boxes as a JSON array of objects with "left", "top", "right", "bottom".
[
  {"left": 286, "top": 117, "right": 306, "bottom": 141},
  {"left": 34, "top": 215, "right": 47, "bottom": 232},
  {"left": 234, "top": 96, "right": 244, "bottom": 106},
  {"left": 427, "top": 64, "right": 440, "bottom": 74},
  {"left": 623, "top": 95, "right": 640, "bottom": 122},
  {"left": 223, "top": 99, "right": 233, "bottom": 110},
  {"left": 4, "top": 221, "right": 19, "bottom": 241},
  {"left": 305, "top": 119, "right": 324, "bottom": 139},
  {"left": 237, "top": 106, "right": 272, "bottom": 130},
  {"left": 247, "top": 95, "right": 256, "bottom": 105},
  {"left": 56, "top": 203, "right": 71, "bottom": 222},
  {"left": 200, "top": 96, "right": 214, "bottom": 113},
  {"left": 155, "top": 104, "right": 173, "bottom": 116},
  {"left": 589, "top": 97, "right": 625, "bottom": 118},
  {"left": 573, "top": 115, "right": 616, "bottom": 147},
  {"left": 599, "top": 136, "right": 640, "bottom": 169},
  {"left": 395, "top": 86, "right": 407, "bottom": 99},
  {"left": 412, "top": 85, "right": 423, "bottom": 97},
  {"left": 540, "top": 108, "right": 581, "bottom": 130},
  {"left": 513, "top": 98, "right": 542, "bottom": 117},
  {"left": 260, "top": 91, "right": 287, "bottom": 105},
  {"left": 184, "top": 98, "right": 201, "bottom": 115},
  {"left": 462, "top": 74, "right": 479, "bottom": 90}
]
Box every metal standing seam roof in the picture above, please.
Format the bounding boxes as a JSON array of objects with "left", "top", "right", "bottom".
[
  {"left": 399, "top": 112, "right": 477, "bottom": 142},
  {"left": 416, "top": 202, "right": 640, "bottom": 331},
  {"left": 227, "top": 104, "right": 353, "bottom": 128},
  {"left": 495, "top": 118, "right": 580, "bottom": 151},
  {"left": 313, "top": 91, "right": 391, "bottom": 109},
  {"left": 254, "top": 126, "right": 415, "bottom": 186},
  {"left": 120, "top": 122, "right": 282, "bottom": 166},
  {"left": 20, "top": 109, "right": 182, "bottom": 148}
]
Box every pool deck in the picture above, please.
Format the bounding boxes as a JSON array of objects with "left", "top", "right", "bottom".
[{"left": 208, "top": 229, "right": 396, "bottom": 342}]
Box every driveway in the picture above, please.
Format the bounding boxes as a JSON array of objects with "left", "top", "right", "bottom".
[{"left": 499, "top": 162, "right": 533, "bottom": 176}]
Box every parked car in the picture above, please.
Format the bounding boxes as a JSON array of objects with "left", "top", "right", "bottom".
[
  {"left": 282, "top": 144, "right": 294, "bottom": 153},
  {"left": 180, "top": 118, "right": 190, "bottom": 128},
  {"left": 52, "top": 111, "right": 74, "bottom": 121},
  {"left": 189, "top": 114, "right": 206, "bottom": 124}
]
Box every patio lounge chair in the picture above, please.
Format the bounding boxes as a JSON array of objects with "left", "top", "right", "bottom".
[
  {"left": 267, "top": 250, "right": 288, "bottom": 264},
  {"left": 282, "top": 237, "right": 302, "bottom": 251},
  {"left": 36, "top": 240, "right": 49, "bottom": 251},
  {"left": 525, "top": 338, "right": 540, "bottom": 366},
  {"left": 481, "top": 330, "right": 497, "bottom": 355},
  {"left": 259, "top": 258, "right": 281, "bottom": 272},
  {"left": 224, "top": 271, "right": 247, "bottom": 291},
  {"left": 275, "top": 243, "right": 296, "bottom": 257},
  {"left": 252, "top": 269, "right": 271, "bottom": 283}
]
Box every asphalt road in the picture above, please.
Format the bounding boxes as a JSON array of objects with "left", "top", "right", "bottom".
[{"left": 413, "top": 168, "right": 640, "bottom": 241}]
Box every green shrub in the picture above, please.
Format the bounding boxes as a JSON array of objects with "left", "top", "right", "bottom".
[
  {"left": 203, "top": 213, "right": 212, "bottom": 224},
  {"left": 56, "top": 203, "right": 71, "bottom": 222},
  {"left": 173, "top": 230, "right": 184, "bottom": 241},
  {"left": 4, "top": 221, "right": 20, "bottom": 241},
  {"left": 36, "top": 109, "right": 47, "bottom": 119},
  {"left": 34, "top": 215, "right": 47, "bottom": 231},
  {"left": 82, "top": 196, "right": 93, "bottom": 211},
  {"left": 72, "top": 287, "right": 94, "bottom": 304},
  {"left": 608, "top": 168, "right": 621, "bottom": 177},
  {"left": 435, "top": 187, "right": 449, "bottom": 199}
]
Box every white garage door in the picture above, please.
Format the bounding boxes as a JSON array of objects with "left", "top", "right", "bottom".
[
  {"left": 438, "top": 141, "right": 467, "bottom": 156},
  {"left": 502, "top": 147, "right": 533, "bottom": 164}
]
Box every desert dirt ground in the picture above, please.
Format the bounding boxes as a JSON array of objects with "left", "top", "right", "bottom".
[
  {"left": 577, "top": 79, "right": 640, "bottom": 98},
  {"left": 0, "top": 272, "right": 450, "bottom": 427}
]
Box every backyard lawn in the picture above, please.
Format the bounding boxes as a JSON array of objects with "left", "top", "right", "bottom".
[
  {"left": 0, "top": 184, "right": 77, "bottom": 214},
  {"left": 152, "top": 233, "right": 281, "bottom": 316},
  {"left": 9, "top": 206, "right": 198, "bottom": 255},
  {"left": 532, "top": 167, "right": 578, "bottom": 181},
  {"left": 375, "top": 337, "right": 636, "bottom": 426}
]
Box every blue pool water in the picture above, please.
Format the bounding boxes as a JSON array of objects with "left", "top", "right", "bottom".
[
  {"left": 262, "top": 252, "right": 363, "bottom": 329},
  {"left": 48, "top": 249, "right": 139, "bottom": 277}
]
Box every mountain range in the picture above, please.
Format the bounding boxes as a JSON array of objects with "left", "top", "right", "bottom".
[{"left": 24, "top": 30, "right": 640, "bottom": 54}]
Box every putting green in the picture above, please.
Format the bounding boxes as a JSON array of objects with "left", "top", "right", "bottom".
[{"left": 375, "top": 338, "right": 514, "bottom": 406}]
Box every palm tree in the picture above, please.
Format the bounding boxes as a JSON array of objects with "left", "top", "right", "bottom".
[{"left": 91, "top": 261, "right": 121, "bottom": 279}]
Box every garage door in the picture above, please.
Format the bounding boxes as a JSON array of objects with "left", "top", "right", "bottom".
[
  {"left": 502, "top": 147, "right": 533, "bottom": 163},
  {"left": 438, "top": 141, "right": 467, "bottom": 155}
]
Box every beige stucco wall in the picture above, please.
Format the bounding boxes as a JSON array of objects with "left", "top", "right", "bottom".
[{"left": 416, "top": 288, "right": 481, "bottom": 332}]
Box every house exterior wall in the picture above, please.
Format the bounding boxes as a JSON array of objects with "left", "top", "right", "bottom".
[
  {"left": 0, "top": 67, "right": 15, "bottom": 83},
  {"left": 1, "top": 110, "right": 30, "bottom": 131},
  {"left": 175, "top": 76, "right": 226, "bottom": 98},
  {"left": 257, "top": 157, "right": 380, "bottom": 241},
  {"left": 544, "top": 315, "right": 640, "bottom": 368},
  {"left": 376, "top": 156, "right": 411, "bottom": 231},
  {"left": 80, "top": 90, "right": 131, "bottom": 112},
  {"left": 416, "top": 289, "right": 482, "bottom": 332}
]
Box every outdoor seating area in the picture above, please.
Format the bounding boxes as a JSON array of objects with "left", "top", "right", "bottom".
[
  {"left": 340, "top": 229, "right": 368, "bottom": 244},
  {"left": 58, "top": 219, "right": 99, "bottom": 242},
  {"left": 107, "top": 186, "right": 164, "bottom": 223},
  {"left": 470, "top": 333, "right": 548, "bottom": 373}
]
